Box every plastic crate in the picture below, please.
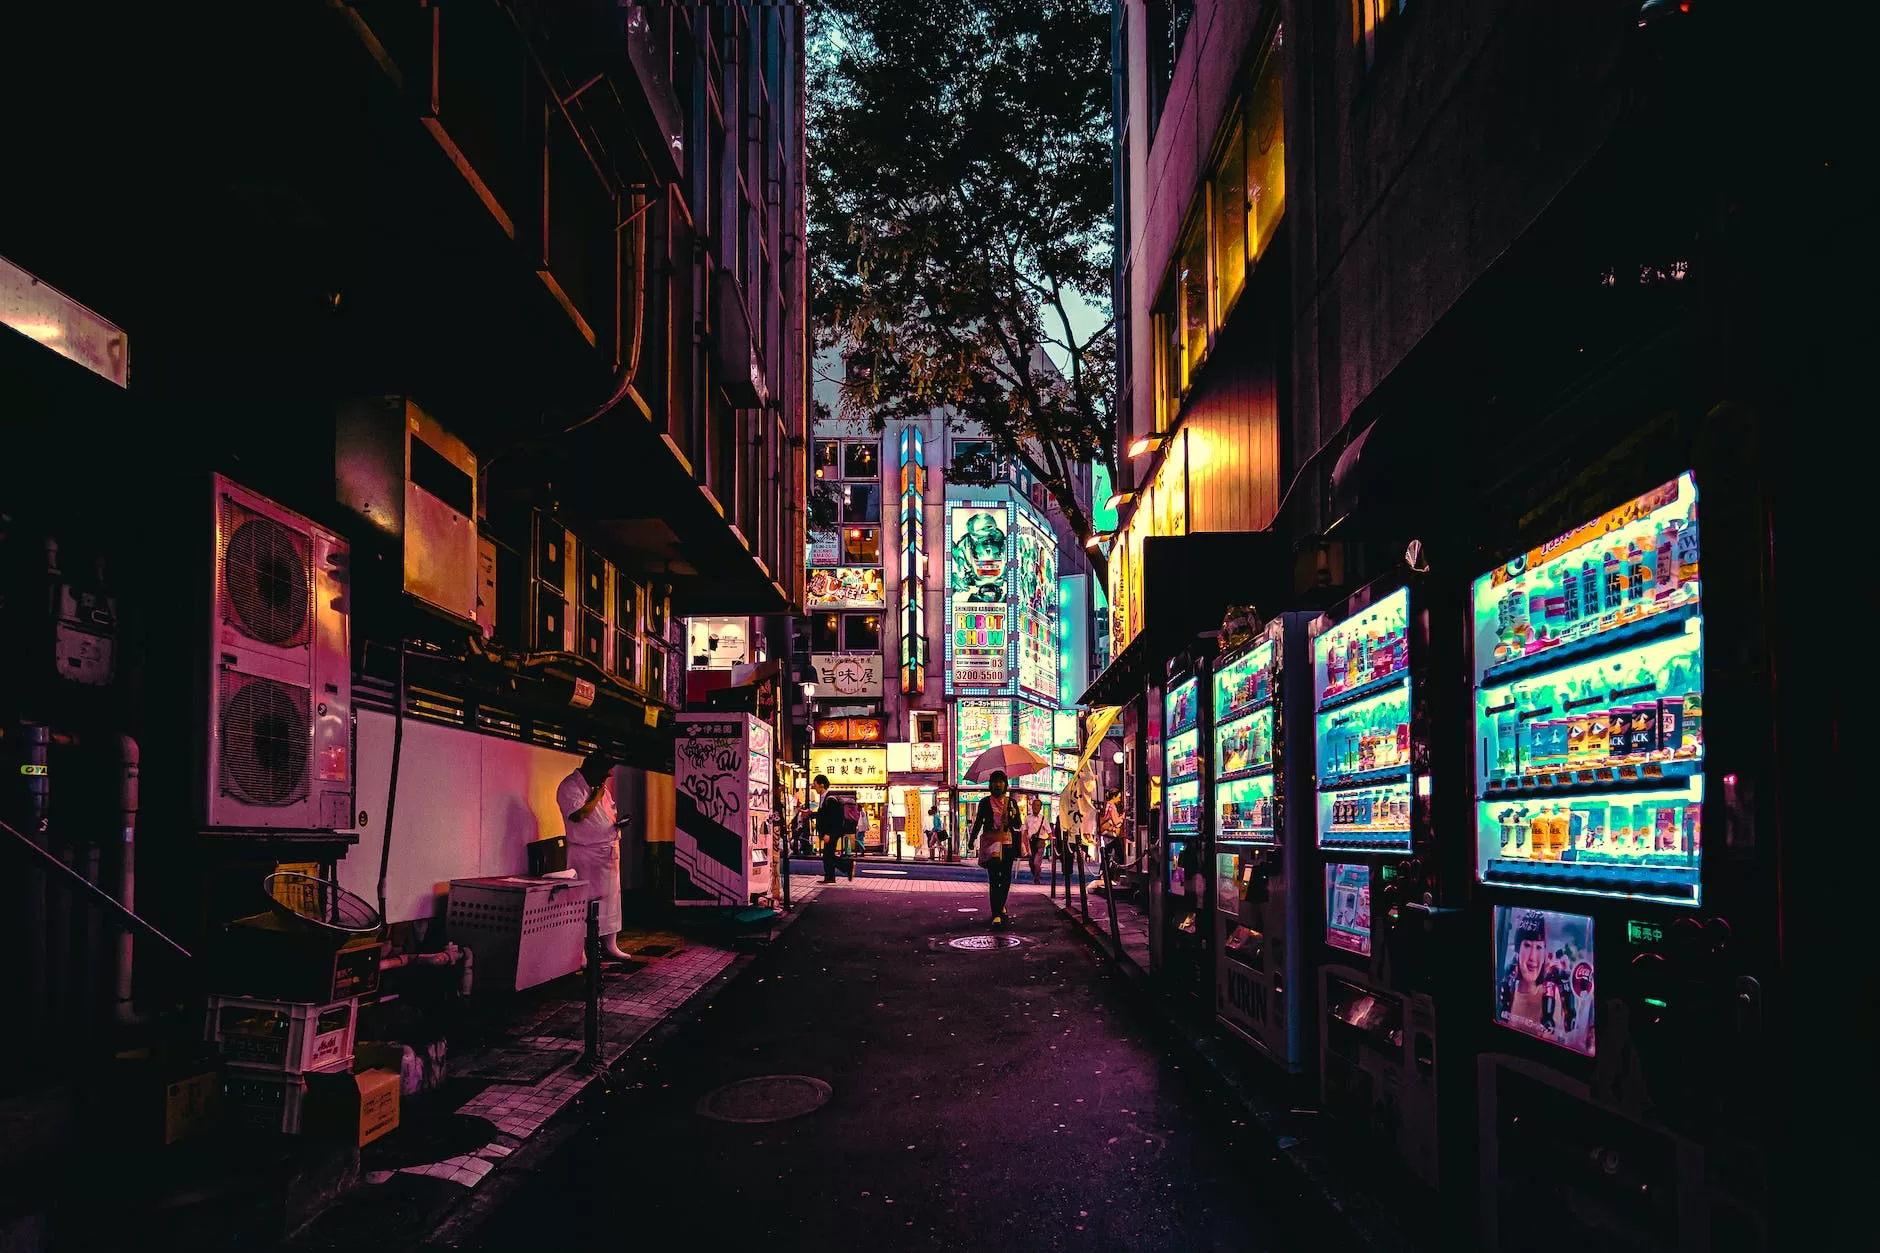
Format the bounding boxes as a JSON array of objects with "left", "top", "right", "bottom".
[
  {"left": 446, "top": 876, "right": 590, "bottom": 992},
  {"left": 221, "top": 1068, "right": 315, "bottom": 1134},
  {"left": 206, "top": 994, "right": 357, "bottom": 1075}
]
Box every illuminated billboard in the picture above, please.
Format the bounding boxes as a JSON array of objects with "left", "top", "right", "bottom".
[
  {"left": 1013, "top": 510, "right": 1059, "bottom": 702},
  {"left": 946, "top": 502, "right": 1012, "bottom": 691},
  {"left": 807, "top": 566, "right": 885, "bottom": 609},
  {"left": 953, "top": 699, "right": 1013, "bottom": 785}
]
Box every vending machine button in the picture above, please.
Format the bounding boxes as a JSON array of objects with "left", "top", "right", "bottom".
[{"left": 1703, "top": 916, "right": 1732, "bottom": 953}]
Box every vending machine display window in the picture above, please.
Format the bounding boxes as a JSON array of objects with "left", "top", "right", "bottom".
[
  {"left": 1325, "top": 863, "right": 1371, "bottom": 956},
  {"left": 1314, "top": 587, "right": 1414, "bottom": 852},
  {"left": 1213, "top": 638, "right": 1274, "bottom": 720},
  {"left": 1314, "top": 586, "right": 1409, "bottom": 708},
  {"left": 1216, "top": 770, "right": 1274, "bottom": 842},
  {"left": 1166, "top": 777, "right": 1202, "bottom": 835},
  {"left": 1216, "top": 705, "right": 1274, "bottom": 778},
  {"left": 1471, "top": 473, "right": 1704, "bottom": 906},
  {"left": 1491, "top": 905, "right": 1597, "bottom": 1057}
]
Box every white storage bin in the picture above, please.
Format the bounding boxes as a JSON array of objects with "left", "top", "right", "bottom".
[{"left": 447, "top": 875, "right": 590, "bottom": 992}]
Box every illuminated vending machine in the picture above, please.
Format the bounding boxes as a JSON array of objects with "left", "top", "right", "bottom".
[
  {"left": 1312, "top": 579, "right": 1458, "bottom": 1189},
  {"left": 1212, "top": 613, "right": 1316, "bottom": 1074},
  {"left": 1159, "top": 664, "right": 1206, "bottom": 987},
  {"left": 1472, "top": 472, "right": 1765, "bottom": 1252}
]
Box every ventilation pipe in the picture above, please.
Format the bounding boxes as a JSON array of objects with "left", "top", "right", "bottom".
[
  {"left": 376, "top": 641, "right": 409, "bottom": 934},
  {"left": 114, "top": 735, "right": 139, "bottom": 1024},
  {"left": 21, "top": 721, "right": 50, "bottom": 1031}
]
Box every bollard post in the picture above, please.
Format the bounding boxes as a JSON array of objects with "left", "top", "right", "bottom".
[
  {"left": 1049, "top": 840, "right": 1058, "bottom": 900},
  {"left": 780, "top": 820, "right": 792, "bottom": 911},
  {"left": 582, "top": 899, "right": 602, "bottom": 1070},
  {"left": 1076, "top": 842, "right": 1089, "bottom": 920},
  {"left": 1103, "top": 842, "right": 1121, "bottom": 952}
]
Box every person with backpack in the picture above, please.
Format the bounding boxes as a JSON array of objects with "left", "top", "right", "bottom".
[
  {"left": 812, "top": 774, "right": 855, "bottom": 883},
  {"left": 971, "top": 770, "right": 1025, "bottom": 925}
]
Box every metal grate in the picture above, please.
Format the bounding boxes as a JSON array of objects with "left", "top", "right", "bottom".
[
  {"left": 219, "top": 672, "right": 311, "bottom": 806},
  {"left": 220, "top": 501, "right": 311, "bottom": 647}
]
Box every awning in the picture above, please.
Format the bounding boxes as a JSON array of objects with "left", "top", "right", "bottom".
[
  {"left": 1057, "top": 705, "right": 1122, "bottom": 822},
  {"left": 1078, "top": 531, "right": 1303, "bottom": 707}
]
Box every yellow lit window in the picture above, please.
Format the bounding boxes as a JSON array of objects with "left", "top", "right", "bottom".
[
  {"left": 1213, "top": 119, "right": 1248, "bottom": 320},
  {"left": 1247, "top": 36, "right": 1286, "bottom": 265},
  {"left": 1179, "top": 222, "right": 1209, "bottom": 387}
]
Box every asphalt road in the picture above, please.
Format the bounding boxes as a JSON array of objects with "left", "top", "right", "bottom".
[{"left": 459, "top": 877, "right": 1289, "bottom": 1252}]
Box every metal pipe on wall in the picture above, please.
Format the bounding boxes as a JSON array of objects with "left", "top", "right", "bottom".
[
  {"left": 22, "top": 721, "right": 50, "bottom": 1033},
  {"left": 114, "top": 734, "right": 139, "bottom": 1024}
]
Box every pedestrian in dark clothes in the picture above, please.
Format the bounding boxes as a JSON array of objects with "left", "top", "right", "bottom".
[
  {"left": 971, "top": 770, "right": 1024, "bottom": 924},
  {"left": 811, "top": 774, "right": 853, "bottom": 883}
]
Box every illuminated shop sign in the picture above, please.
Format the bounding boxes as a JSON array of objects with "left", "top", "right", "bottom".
[
  {"left": 1013, "top": 510, "right": 1059, "bottom": 702},
  {"left": 900, "top": 428, "right": 928, "bottom": 694},
  {"left": 946, "top": 501, "right": 1013, "bottom": 692}
]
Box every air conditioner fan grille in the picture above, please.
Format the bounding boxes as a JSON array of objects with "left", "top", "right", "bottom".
[
  {"left": 219, "top": 672, "right": 311, "bottom": 807},
  {"left": 221, "top": 504, "right": 311, "bottom": 647}
]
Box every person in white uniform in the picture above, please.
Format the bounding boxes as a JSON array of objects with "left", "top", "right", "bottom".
[{"left": 558, "top": 751, "right": 632, "bottom": 960}]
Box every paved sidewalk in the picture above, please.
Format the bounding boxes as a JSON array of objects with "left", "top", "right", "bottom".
[
  {"left": 286, "top": 888, "right": 824, "bottom": 1248},
  {"left": 458, "top": 872, "right": 1298, "bottom": 1253}
]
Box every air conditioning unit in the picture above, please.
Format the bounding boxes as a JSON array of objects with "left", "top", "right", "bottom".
[
  {"left": 207, "top": 475, "right": 354, "bottom": 831},
  {"left": 335, "top": 396, "right": 478, "bottom": 625}
]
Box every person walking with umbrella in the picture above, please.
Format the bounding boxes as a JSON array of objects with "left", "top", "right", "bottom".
[
  {"left": 970, "top": 770, "right": 1024, "bottom": 925},
  {"left": 963, "top": 741, "right": 1050, "bottom": 924}
]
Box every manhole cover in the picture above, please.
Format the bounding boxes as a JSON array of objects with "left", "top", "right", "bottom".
[
  {"left": 948, "top": 934, "right": 1026, "bottom": 951},
  {"left": 696, "top": 1075, "right": 832, "bottom": 1123}
]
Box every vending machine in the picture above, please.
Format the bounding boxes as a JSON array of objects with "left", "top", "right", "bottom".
[
  {"left": 1158, "top": 664, "right": 1206, "bottom": 989},
  {"left": 1311, "top": 577, "right": 1463, "bottom": 1190},
  {"left": 1213, "top": 612, "right": 1316, "bottom": 1074},
  {"left": 1471, "top": 471, "right": 1768, "bottom": 1252}
]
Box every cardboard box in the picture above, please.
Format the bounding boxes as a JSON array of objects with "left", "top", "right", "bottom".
[
  {"left": 163, "top": 1071, "right": 220, "bottom": 1145},
  {"left": 306, "top": 1050, "right": 401, "bottom": 1146}
]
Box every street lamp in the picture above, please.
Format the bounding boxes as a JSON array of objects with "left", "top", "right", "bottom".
[
  {"left": 1084, "top": 530, "right": 1115, "bottom": 550},
  {"left": 1127, "top": 433, "right": 1173, "bottom": 459}
]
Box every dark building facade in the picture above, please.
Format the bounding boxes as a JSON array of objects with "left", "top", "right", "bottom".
[
  {"left": 1102, "top": 1, "right": 1847, "bottom": 1247},
  {"left": 1, "top": 0, "right": 809, "bottom": 1083}
]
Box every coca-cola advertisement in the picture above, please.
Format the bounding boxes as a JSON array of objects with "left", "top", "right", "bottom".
[{"left": 1493, "top": 905, "right": 1597, "bottom": 1057}]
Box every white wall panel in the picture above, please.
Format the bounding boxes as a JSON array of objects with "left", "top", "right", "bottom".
[{"left": 340, "top": 710, "right": 582, "bottom": 924}]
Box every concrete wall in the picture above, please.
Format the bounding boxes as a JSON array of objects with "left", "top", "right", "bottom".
[
  {"left": 1284, "top": 0, "right": 1632, "bottom": 510},
  {"left": 340, "top": 710, "right": 649, "bottom": 924},
  {"left": 1120, "top": 0, "right": 1269, "bottom": 471}
]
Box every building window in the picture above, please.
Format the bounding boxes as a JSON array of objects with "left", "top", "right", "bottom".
[
  {"left": 1152, "top": 279, "right": 1180, "bottom": 428},
  {"left": 1213, "top": 118, "right": 1248, "bottom": 322},
  {"left": 843, "top": 482, "right": 882, "bottom": 523},
  {"left": 844, "top": 441, "right": 880, "bottom": 479},
  {"left": 1247, "top": 28, "right": 1287, "bottom": 267},
  {"left": 811, "top": 612, "right": 841, "bottom": 653},
  {"left": 950, "top": 439, "right": 998, "bottom": 483},
  {"left": 843, "top": 526, "right": 881, "bottom": 565},
  {"left": 845, "top": 612, "right": 882, "bottom": 652},
  {"left": 815, "top": 440, "right": 841, "bottom": 480},
  {"left": 1179, "top": 220, "right": 1209, "bottom": 388}
]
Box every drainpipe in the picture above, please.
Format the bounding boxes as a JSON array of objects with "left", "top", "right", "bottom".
[
  {"left": 114, "top": 735, "right": 139, "bottom": 1024},
  {"left": 22, "top": 722, "right": 51, "bottom": 1032}
]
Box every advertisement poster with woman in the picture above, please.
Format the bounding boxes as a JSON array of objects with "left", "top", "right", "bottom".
[{"left": 1493, "top": 906, "right": 1597, "bottom": 1056}]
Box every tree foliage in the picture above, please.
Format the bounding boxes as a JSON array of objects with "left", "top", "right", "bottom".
[{"left": 809, "top": 0, "right": 1115, "bottom": 574}]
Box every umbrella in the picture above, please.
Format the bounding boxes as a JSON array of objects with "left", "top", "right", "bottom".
[{"left": 965, "top": 743, "right": 1050, "bottom": 783}]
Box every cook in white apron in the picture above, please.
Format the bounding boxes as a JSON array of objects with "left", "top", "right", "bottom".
[{"left": 558, "top": 752, "right": 631, "bottom": 959}]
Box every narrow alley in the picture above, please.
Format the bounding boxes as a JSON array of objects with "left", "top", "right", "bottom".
[{"left": 451, "top": 877, "right": 1287, "bottom": 1253}]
